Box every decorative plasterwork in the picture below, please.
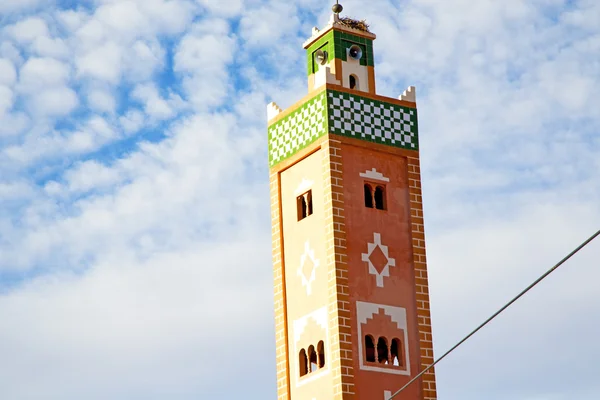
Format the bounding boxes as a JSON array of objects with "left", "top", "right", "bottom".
[
  {"left": 359, "top": 168, "right": 390, "bottom": 182},
  {"left": 361, "top": 233, "right": 396, "bottom": 287},
  {"left": 298, "top": 240, "right": 320, "bottom": 295},
  {"left": 294, "top": 178, "right": 314, "bottom": 196},
  {"left": 292, "top": 307, "right": 330, "bottom": 387},
  {"left": 356, "top": 302, "right": 411, "bottom": 376},
  {"left": 293, "top": 307, "right": 328, "bottom": 346}
]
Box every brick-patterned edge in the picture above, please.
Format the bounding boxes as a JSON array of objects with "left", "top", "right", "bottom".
[
  {"left": 407, "top": 154, "right": 437, "bottom": 400},
  {"left": 322, "top": 137, "right": 355, "bottom": 399},
  {"left": 270, "top": 169, "right": 291, "bottom": 400}
]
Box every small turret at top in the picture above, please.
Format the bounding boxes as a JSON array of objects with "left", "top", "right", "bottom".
[{"left": 303, "top": 2, "right": 377, "bottom": 95}]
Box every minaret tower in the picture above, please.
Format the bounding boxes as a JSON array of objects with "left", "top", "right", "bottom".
[{"left": 268, "top": 4, "right": 437, "bottom": 400}]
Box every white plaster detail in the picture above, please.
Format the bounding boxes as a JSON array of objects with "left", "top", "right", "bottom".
[
  {"left": 356, "top": 302, "right": 411, "bottom": 376},
  {"left": 359, "top": 168, "right": 390, "bottom": 182},
  {"left": 341, "top": 57, "right": 370, "bottom": 93},
  {"left": 294, "top": 178, "right": 314, "bottom": 196},
  {"left": 329, "top": 12, "right": 340, "bottom": 24},
  {"left": 384, "top": 390, "right": 392, "bottom": 400},
  {"left": 313, "top": 62, "right": 341, "bottom": 89},
  {"left": 298, "top": 241, "right": 320, "bottom": 295},
  {"left": 293, "top": 307, "right": 328, "bottom": 345},
  {"left": 361, "top": 233, "right": 396, "bottom": 287},
  {"left": 292, "top": 307, "right": 330, "bottom": 387},
  {"left": 399, "top": 86, "right": 416, "bottom": 102},
  {"left": 267, "top": 102, "right": 282, "bottom": 121}
]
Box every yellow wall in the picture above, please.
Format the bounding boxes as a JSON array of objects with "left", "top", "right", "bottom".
[{"left": 280, "top": 149, "right": 335, "bottom": 398}]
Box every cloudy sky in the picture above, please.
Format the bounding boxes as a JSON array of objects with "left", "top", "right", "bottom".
[{"left": 0, "top": 0, "right": 599, "bottom": 398}]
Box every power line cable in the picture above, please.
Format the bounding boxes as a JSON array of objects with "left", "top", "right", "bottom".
[{"left": 388, "top": 228, "right": 600, "bottom": 400}]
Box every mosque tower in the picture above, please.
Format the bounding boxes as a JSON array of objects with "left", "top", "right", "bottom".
[{"left": 268, "top": 3, "right": 437, "bottom": 399}]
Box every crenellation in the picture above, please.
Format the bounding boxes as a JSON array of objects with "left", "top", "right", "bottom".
[{"left": 398, "top": 86, "right": 416, "bottom": 103}]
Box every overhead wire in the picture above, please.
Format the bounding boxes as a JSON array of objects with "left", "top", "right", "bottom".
[{"left": 388, "top": 228, "right": 600, "bottom": 400}]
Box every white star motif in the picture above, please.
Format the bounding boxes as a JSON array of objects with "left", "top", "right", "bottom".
[
  {"left": 298, "top": 241, "right": 320, "bottom": 295},
  {"left": 361, "top": 233, "right": 396, "bottom": 287}
]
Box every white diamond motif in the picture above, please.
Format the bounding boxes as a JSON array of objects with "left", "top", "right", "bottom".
[
  {"left": 361, "top": 233, "right": 396, "bottom": 287},
  {"left": 298, "top": 241, "right": 320, "bottom": 295}
]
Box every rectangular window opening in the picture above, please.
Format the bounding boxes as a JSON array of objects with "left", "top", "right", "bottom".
[{"left": 297, "top": 190, "right": 313, "bottom": 221}]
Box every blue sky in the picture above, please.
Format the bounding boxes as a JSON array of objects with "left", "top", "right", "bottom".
[{"left": 0, "top": 0, "right": 599, "bottom": 399}]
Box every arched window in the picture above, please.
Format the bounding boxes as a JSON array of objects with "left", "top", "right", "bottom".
[
  {"left": 377, "top": 337, "right": 389, "bottom": 364},
  {"left": 364, "top": 184, "right": 373, "bottom": 208},
  {"left": 365, "top": 335, "right": 376, "bottom": 362},
  {"left": 308, "top": 345, "right": 318, "bottom": 372},
  {"left": 391, "top": 338, "right": 403, "bottom": 367},
  {"left": 317, "top": 340, "right": 325, "bottom": 368},
  {"left": 349, "top": 74, "right": 358, "bottom": 90},
  {"left": 374, "top": 185, "right": 386, "bottom": 210},
  {"left": 299, "top": 349, "right": 308, "bottom": 376}
]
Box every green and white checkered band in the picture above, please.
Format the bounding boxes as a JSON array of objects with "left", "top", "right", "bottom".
[
  {"left": 268, "top": 91, "right": 328, "bottom": 167},
  {"left": 327, "top": 90, "right": 418, "bottom": 150},
  {"left": 268, "top": 89, "right": 419, "bottom": 167}
]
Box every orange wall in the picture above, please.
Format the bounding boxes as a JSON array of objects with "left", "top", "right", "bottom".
[{"left": 340, "top": 142, "right": 423, "bottom": 399}]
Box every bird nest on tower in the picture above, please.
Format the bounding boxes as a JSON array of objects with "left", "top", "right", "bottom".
[{"left": 338, "top": 17, "right": 370, "bottom": 32}]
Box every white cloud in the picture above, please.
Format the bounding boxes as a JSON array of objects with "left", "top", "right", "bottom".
[
  {"left": 63, "top": 160, "right": 122, "bottom": 193},
  {"left": 119, "top": 109, "right": 145, "bottom": 134},
  {"left": 0, "top": 58, "right": 17, "bottom": 86},
  {"left": 0, "top": 86, "right": 13, "bottom": 118},
  {"left": 0, "top": 0, "right": 48, "bottom": 13},
  {"left": 174, "top": 20, "right": 236, "bottom": 108},
  {"left": 18, "top": 57, "right": 70, "bottom": 92},
  {"left": 87, "top": 88, "right": 116, "bottom": 113},
  {"left": 56, "top": 9, "right": 90, "bottom": 32},
  {"left": 238, "top": 1, "right": 301, "bottom": 46},
  {"left": 0, "top": 111, "right": 29, "bottom": 137},
  {"left": 4, "top": 17, "right": 49, "bottom": 42},
  {"left": 30, "top": 36, "right": 70, "bottom": 59},
  {"left": 0, "top": 238, "right": 273, "bottom": 399},
  {"left": 123, "top": 40, "right": 165, "bottom": 82},
  {"left": 30, "top": 87, "right": 79, "bottom": 117},
  {"left": 95, "top": 1, "right": 151, "bottom": 39},
  {"left": 131, "top": 83, "right": 186, "bottom": 120},
  {"left": 76, "top": 41, "right": 123, "bottom": 84},
  {"left": 196, "top": 0, "right": 244, "bottom": 17},
  {"left": 0, "top": 41, "right": 22, "bottom": 64}
]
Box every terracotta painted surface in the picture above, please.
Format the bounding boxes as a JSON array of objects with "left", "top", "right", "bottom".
[{"left": 339, "top": 142, "right": 423, "bottom": 399}]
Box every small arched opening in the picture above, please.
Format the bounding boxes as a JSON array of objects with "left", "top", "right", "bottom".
[
  {"left": 374, "top": 185, "right": 386, "bottom": 210},
  {"left": 391, "top": 338, "right": 403, "bottom": 367},
  {"left": 317, "top": 340, "right": 325, "bottom": 368},
  {"left": 349, "top": 74, "right": 358, "bottom": 90},
  {"left": 365, "top": 335, "right": 376, "bottom": 362},
  {"left": 299, "top": 349, "right": 308, "bottom": 376},
  {"left": 364, "top": 184, "right": 373, "bottom": 208},
  {"left": 308, "top": 345, "right": 318, "bottom": 373},
  {"left": 377, "top": 337, "right": 389, "bottom": 364}
]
